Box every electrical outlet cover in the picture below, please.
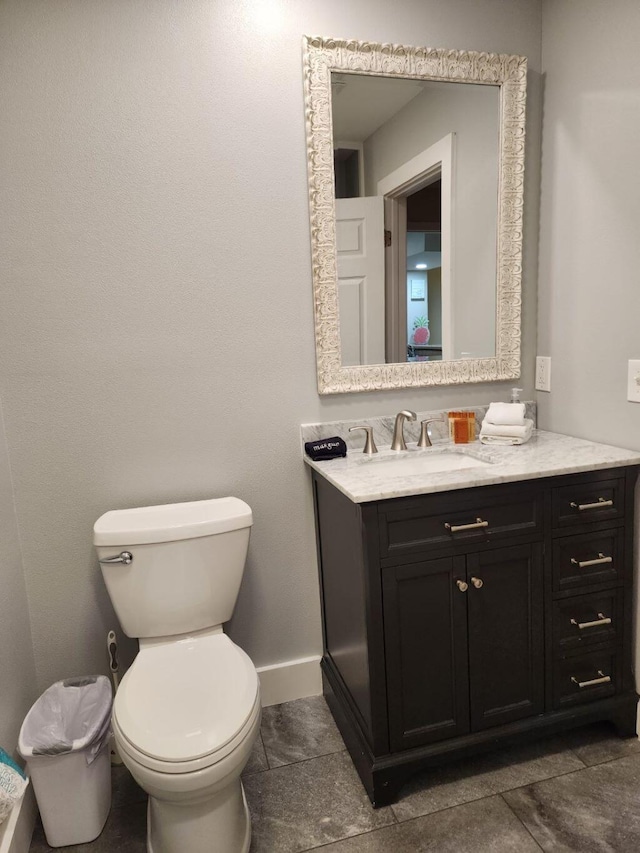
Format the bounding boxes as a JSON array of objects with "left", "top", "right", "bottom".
[
  {"left": 535, "top": 356, "right": 551, "bottom": 392},
  {"left": 627, "top": 360, "right": 640, "bottom": 402}
]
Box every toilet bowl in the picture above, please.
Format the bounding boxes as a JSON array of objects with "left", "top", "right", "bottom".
[
  {"left": 94, "top": 498, "right": 259, "bottom": 853},
  {"left": 113, "top": 631, "right": 260, "bottom": 853}
]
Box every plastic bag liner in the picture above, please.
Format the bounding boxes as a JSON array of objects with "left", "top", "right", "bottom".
[{"left": 19, "top": 676, "right": 113, "bottom": 765}]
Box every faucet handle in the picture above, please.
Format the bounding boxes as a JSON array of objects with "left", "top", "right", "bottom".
[
  {"left": 418, "top": 418, "right": 442, "bottom": 448},
  {"left": 349, "top": 425, "right": 378, "bottom": 455}
]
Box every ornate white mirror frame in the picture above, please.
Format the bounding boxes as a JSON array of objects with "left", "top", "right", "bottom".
[{"left": 303, "top": 36, "right": 527, "bottom": 395}]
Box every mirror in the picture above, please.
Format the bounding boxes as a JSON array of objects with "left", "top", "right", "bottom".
[
  {"left": 332, "top": 76, "right": 500, "bottom": 366},
  {"left": 303, "top": 36, "right": 527, "bottom": 394}
]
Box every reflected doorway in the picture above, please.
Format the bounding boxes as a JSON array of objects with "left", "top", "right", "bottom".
[
  {"left": 406, "top": 182, "right": 443, "bottom": 363},
  {"left": 333, "top": 133, "right": 454, "bottom": 367},
  {"left": 381, "top": 133, "right": 453, "bottom": 364}
]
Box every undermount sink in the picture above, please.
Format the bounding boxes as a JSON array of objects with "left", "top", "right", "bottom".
[{"left": 364, "top": 450, "right": 493, "bottom": 477}]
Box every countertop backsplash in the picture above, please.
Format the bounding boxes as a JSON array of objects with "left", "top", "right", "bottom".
[{"left": 301, "top": 402, "right": 536, "bottom": 452}]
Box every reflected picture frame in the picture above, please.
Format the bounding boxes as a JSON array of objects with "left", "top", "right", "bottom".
[{"left": 410, "top": 279, "right": 426, "bottom": 301}]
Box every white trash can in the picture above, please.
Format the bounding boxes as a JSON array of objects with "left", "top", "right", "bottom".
[{"left": 18, "top": 675, "right": 113, "bottom": 848}]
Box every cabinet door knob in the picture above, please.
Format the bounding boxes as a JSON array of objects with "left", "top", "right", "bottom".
[
  {"left": 456, "top": 580, "right": 468, "bottom": 592},
  {"left": 470, "top": 576, "right": 484, "bottom": 589}
]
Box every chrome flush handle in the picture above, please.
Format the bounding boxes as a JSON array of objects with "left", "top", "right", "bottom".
[{"left": 98, "top": 551, "right": 133, "bottom": 565}]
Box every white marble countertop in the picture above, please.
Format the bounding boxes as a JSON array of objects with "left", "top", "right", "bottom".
[{"left": 304, "top": 430, "right": 640, "bottom": 503}]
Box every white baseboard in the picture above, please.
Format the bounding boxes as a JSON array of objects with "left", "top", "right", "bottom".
[
  {"left": 257, "top": 655, "right": 322, "bottom": 707},
  {"left": 0, "top": 783, "right": 36, "bottom": 853}
]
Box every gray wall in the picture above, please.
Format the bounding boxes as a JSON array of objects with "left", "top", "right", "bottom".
[
  {"left": 364, "top": 83, "right": 500, "bottom": 359},
  {"left": 0, "top": 398, "right": 37, "bottom": 754},
  {"left": 538, "top": 0, "right": 640, "bottom": 448},
  {"left": 538, "top": 0, "right": 640, "bottom": 684},
  {"left": 0, "top": 0, "right": 542, "bottom": 690}
]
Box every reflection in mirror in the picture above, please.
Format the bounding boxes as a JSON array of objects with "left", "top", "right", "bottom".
[
  {"left": 331, "top": 74, "right": 500, "bottom": 367},
  {"left": 303, "top": 37, "right": 527, "bottom": 394}
]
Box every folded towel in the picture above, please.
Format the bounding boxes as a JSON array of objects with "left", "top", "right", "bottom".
[
  {"left": 485, "top": 402, "right": 526, "bottom": 426},
  {"left": 479, "top": 418, "right": 534, "bottom": 446}
]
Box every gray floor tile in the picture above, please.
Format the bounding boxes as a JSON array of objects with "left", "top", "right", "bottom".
[
  {"left": 315, "top": 795, "right": 542, "bottom": 852},
  {"left": 28, "top": 823, "right": 50, "bottom": 853},
  {"left": 31, "top": 701, "right": 640, "bottom": 853},
  {"left": 244, "top": 733, "right": 270, "bottom": 775},
  {"left": 261, "top": 696, "right": 345, "bottom": 768},
  {"left": 391, "top": 736, "right": 585, "bottom": 822},
  {"left": 562, "top": 721, "right": 640, "bottom": 767},
  {"left": 503, "top": 753, "right": 640, "bottom": 852},
  {"left": 29, "top": 801, "right": 147, "bottom": 852},
  {"left": 111, "top": 764, "right": 147, "bottom": 809},
  {"left": 244, "top": 750, "right": 395, "bottom": 853}
]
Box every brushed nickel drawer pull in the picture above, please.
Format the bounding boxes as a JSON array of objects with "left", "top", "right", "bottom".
[
  {"left": 569, "top": 497, "right": 614, "bottom": 511},
  {"left": 570, "top": 612, "right": 612, "bottom": 630},
  {"left": 456, "top": 580, "right": 468, "bottom": 592},
  {"left": 445, "top": 518, "right": 489, "bottom": 533},
  {"left": 570, "top": 552, "right": 612, "bottom": 569},
  {"left": 571, "top": 670, "right": 611, "bottom": 689},
  {"left": 470, "top": 576, "right": 484, "bottom": 589}
]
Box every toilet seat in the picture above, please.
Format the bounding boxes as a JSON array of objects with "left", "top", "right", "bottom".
[{"left": 113, "top": 633, "right": 259, "bottom": 774}]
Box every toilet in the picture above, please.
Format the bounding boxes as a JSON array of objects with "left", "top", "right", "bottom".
[{"left": 93, "top": 497, "right": 260, "bottom": 853}]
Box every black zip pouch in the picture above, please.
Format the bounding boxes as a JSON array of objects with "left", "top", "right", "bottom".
[{"left": 304, "top": 436, "right": 347, "bottom": 461}]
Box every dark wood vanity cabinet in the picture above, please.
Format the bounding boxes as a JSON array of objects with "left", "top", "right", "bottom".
[
  {"left": 383, "top": 543, "right": 544, "bottom": 751},
  {"left": 311, "top": 466, "right": 639, "bottom": 807}
]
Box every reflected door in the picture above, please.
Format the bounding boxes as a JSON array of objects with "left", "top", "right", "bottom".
[{"left": 335, "top": 197, "right": 385, "bottom": 365}]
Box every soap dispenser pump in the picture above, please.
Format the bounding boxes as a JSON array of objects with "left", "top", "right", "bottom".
[{"left": 510, "top": 387, "right": 523, "bottom": 404}]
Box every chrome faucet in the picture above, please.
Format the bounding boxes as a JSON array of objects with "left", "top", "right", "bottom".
[{"left": 391, "top": 410, "right": 416, "bottom": 451}]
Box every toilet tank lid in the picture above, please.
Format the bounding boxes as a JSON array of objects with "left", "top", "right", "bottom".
[{"left": 93, "top": 497, "right": 252, "bottom": 546}]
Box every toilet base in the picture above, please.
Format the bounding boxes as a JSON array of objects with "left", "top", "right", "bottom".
[{"left": 146, "top": 780, "right": 251, "bottom": 853}]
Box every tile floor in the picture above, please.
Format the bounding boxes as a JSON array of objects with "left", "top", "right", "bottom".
[{"left": 29, "top": 696, "right": 640, "bottom": 852}]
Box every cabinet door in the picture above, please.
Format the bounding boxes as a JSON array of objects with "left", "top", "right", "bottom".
[
  {"left": 467, "top": 543, "right": 544, "bottom": 730},
  {"left": 383, "top": 556, "right": 470, "bottom": 751}
]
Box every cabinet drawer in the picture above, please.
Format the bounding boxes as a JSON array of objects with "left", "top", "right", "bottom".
[
  {"left": 379, "top": 485, "right": 542, "bottom": 560},
  {"left": 553, "top": 648, "right": 617, "bottom": 708},
  {"left": 553, "top": 589, "right": 621, "bottom": 650},
  {"left": 553, "top": 529, "right": 624, "bottom": 593},
  {"left": 552, "top": 476, "right": 624, "bottom": 530}
]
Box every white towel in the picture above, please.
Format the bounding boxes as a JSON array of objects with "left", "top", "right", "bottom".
[
  {"left": 485, "top": 402, "right": 526, "bottom": 426},
  {"left": 479, "top": 418, "right": 534, "bottom": 446}
]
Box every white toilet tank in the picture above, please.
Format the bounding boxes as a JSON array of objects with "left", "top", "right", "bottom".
[{"left": 93, "top": 497, "right": 252, "bottom": 639}]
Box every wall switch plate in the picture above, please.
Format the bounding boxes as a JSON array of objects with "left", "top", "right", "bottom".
[
  {"left": 627, "top": 360, "right": 640, "bottom": 402},
  {"left": 535, "top": 356, "right": 551, "bottom": 392}
]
